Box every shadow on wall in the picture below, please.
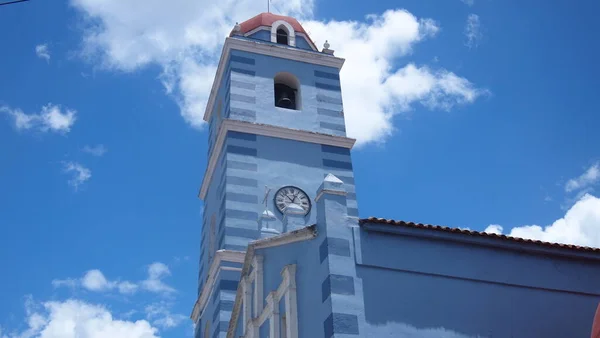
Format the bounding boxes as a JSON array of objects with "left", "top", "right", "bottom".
[{"left": 366, "top": 322, "right": 482, "bottom": 338}]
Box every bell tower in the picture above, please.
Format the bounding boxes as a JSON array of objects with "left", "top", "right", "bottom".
[{"left": 192, "top": 13, "right": 359, "bottom": 338}]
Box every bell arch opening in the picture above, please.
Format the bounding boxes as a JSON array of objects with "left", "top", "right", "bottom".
[
  {"left": 270, "top": 20, "right": 296, "bottom": 47},
  {"left": 274, "top": 72, "right": 301, "bottom": 110},
  {"left": 276, "top": 27, "right": 289, "bottom": 45}
]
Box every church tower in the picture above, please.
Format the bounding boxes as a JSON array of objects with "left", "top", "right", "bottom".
[{"left": 193, "top": 13, "right": 358, "bottom": 338}]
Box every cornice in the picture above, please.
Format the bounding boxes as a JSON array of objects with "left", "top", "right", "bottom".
[
  {"left": 315, "top": 188, "right": 347, "bottom": 202},
  {"left": 361, "top": 222, "right": 600, "bottom": 261}
]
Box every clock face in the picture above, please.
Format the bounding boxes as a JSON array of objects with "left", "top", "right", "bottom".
[{"left": 274, "top": 186, "right": 311, "bottom": 215}]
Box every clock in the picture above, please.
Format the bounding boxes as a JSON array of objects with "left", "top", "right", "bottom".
[{"left": 274, "top": 186, "right": 311, "bottom": 215}]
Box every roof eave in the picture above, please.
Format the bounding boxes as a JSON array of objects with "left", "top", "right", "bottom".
[{"left": 360, "top": 218, "right": 600, "bottom": 260}]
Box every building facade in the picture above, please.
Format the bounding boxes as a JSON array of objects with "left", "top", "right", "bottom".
[{"left": 191, "top": 13, "right": 600, "bottom": 338}]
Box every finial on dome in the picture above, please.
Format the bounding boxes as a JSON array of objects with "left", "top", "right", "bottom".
[
  {"left": 322, "top": 40, "right": 334, "bottom": 55},
  {"left": 232, "top": 22, "right": 242, "bottom": 35}
]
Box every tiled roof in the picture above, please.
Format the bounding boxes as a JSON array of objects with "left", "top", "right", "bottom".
[
  {"left": 238, "top": 12, "right": 308, "bottom": 35},
  {"left": 236, "top": 12, "right": 316, "bottom": 48},
  {"left": 359, "top": 217, "right": 600, "bottom": 253}
]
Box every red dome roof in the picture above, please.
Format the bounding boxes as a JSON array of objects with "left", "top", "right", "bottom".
[{"left": 238, "top": 12, "right": 309, "bottom": 37}]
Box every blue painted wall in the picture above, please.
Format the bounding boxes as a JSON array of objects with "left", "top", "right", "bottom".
[
  {"left": 197, "top": 17, "right": 600, "bottom": 338},
  {"left": 196, "top": 264, "right": 241, "bottom": 338},
  {"left": 247, "top": 29, "right": 270, "bottom": 42},
  {"left": 207, "top": 59, "right": 230, "bottom": 162},
  {"left": 353, "top": 226, "right": 600, "bottom": 337},
  {"left": 295, "top": 36, "right": 313, "bottom": 51},
  {"left": 240, "top": 185, "right": 600, "bottom": 338},
  {"left": 220, "top": 133, "right": 357, "bottom": 248},
  {"left": 199, "top": 50, "right": 231, "bottom": 298},
  {"left": 227, "top": 176, "right": 360, "bottom": 338},
  {"left": 201, "top": 41, "right": 351, "bottom": 278},
  {"left": 252, "top": 237, "right": 330, "bottom": 338},
  {"left": 196, "top": 31, "right": 356, "bottom": 337}
]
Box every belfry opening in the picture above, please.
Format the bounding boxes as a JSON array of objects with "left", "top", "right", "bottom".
[
  {"left": 274, "top": 72, "right": 300, "bottom": 110},
  {"left": 276, "top": 27, "right": 289, "bottom": 45}
]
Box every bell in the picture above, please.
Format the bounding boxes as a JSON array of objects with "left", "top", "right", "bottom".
[
  {"left": 277, "top": 92, "right": 293, "bottom": 108},
  {"left": 274, "top": 83, "right": 296, "bottom": 109}
]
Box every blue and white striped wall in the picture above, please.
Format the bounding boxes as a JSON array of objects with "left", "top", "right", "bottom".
[
  {"left": 197, "top": 265, "right": 242, "bottom": 338},
  {"left": 196, "top": 36, "right": 356, "bottom": 338},
  {"left": 224, "top": 50, "right": 346, "bottom": 137},
  {"left": 198, "top": 137, "right": 359, "bottom": 338}
]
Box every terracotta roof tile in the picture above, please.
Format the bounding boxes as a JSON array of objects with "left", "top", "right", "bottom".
[
  {"left": 239, "top": 12, "right": 308, "bottom": 35},
  {"left": 359, "top": 217, "right": 600, "bottom": 253},
  {"left": 235, "top": 12, "right": 316, "bottom": 47}
]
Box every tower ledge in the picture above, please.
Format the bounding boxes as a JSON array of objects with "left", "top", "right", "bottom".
[{"left": 198, "top": 119, "right": 355, "bottom": 200}]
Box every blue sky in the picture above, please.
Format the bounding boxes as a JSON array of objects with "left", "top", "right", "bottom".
[{"left": 1, "top": 0, "right": 600, "bottom": 336}]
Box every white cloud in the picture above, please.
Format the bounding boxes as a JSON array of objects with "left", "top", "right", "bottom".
[
  {"left": 141, "top": 263, "right": 175, "bottom": 294},
  {"left": 144, "top": 303, "right": 186, "bottom": 329},
  {"left": 70, "top": 0, "right": 311, "bottom": 132},
  {"left": 70, "top": 0, "right": 311, "bottom": 70},
  {"left": 303, "top": 12, "right": 487, "bottom": 145},
  {"left": 0, "top": 104, "right": 77, "bottom": 134},
  {"left": 51, "top": 278, "right": 78, "bottom": 289},
  {"left": 82, "top": 144, "right": 108, "bottom": 156},
  {"left": 160, "top": 60, "right": 217, "bottom": 129},
  {"left": 464, "top": 14, "right": 482, "bottom": 48},
  {"left": 5, "top": 299, "right": 159, "bottom": 338},
  {"left": 62, "top": 162, "right": 92, "bottom": 190},
  {"left": 461, "top": 0, "right": 475, "bottom": 6},
  {"left": 121, "top": 310, "right": 138, "bottom": 319},
  {"left": 9, "top": 263, "right": 183, "bottom": 338},
  {"left": 53, "top": 264, "right": 174, "bottom": 296},
  {"left": 35, "top": 44, "right": 50, "bottom": 62},
  {"left": 82, "top": 270, "right": 112, "bottom": 291},
  {"left": 486, "top": 194, "right": 600, "bottom": 248},
  {"left": 71, "top": 2, "right": 485, "bottom": 146},
  {"left": 483, "top": 224, "right": 503, "bottom": 235},
  {"left": 53, "top": 269, "right": 138, "bottom": 295},
  {"left": 565, "top": 162, "right": 600, "bottom": 193},
  {"left": 118, "top": 281, "right": 139, "bottom": 294}
]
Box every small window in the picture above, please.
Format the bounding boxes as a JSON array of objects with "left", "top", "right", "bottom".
[
  {"left": 274, "top": 72, "right": 301, "bottom": 110},
  {"left": 276, "top": 28, "right": 288, "bottom": 45}
]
